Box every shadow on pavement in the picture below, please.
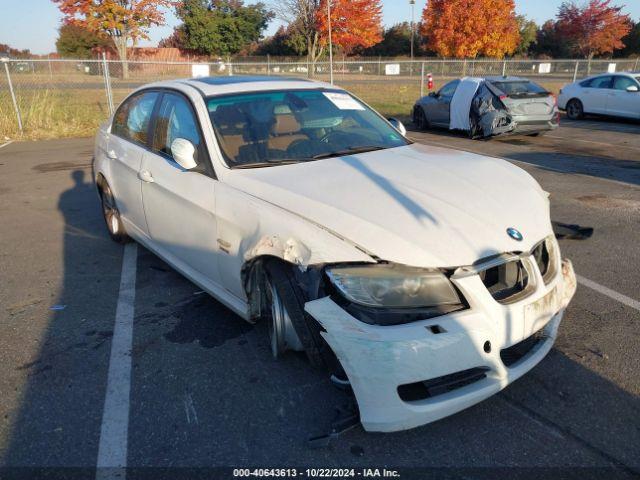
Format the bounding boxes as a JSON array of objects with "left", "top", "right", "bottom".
[{"left": 1, "top": 166, "right": 639, "bottom": 479}]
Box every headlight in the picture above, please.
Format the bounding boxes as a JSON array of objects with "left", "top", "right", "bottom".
[{"left": 326, "top": 264, "right": 462, "bottom": 309}]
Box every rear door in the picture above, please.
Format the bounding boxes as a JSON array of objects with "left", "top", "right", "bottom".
[
  {"left": 580, "top": 75, "right": 612, "bottom": 114},
  {"left": 430, "top": 80, "right": 459, "bottom": 126},
  {"left": 108, "top": 90, "right": 160, "bottom": 237},
  {"left": 606, "top": 76, "right": 640, "bottom": 119},
  {"left": 141, "top": 90, "right": 222, "bottom": 287}
]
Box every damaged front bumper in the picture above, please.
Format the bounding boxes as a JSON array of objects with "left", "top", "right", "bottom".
[{"left": 305, "top": 259, "right": 577, "bottom": 433}]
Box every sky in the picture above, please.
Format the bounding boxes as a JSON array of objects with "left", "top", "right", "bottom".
[{"left": 1, "top": 0, "right": 639, "bottom": 55}]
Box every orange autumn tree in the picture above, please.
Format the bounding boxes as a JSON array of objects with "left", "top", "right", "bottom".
[
  {"left": 556, "top": 0, "right": 632, "bottom": 59},
  {"left": 316, "top": 0, "right": 383, "bottom": 55},
  {"left": 53, "top": 0, "right": 176, "bottom": 77},
  {"left": 420, "top": 0, "right": 520, "bottom": 58}
]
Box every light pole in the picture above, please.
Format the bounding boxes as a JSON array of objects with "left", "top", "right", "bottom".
[
  {"left": 410, "top": 0, "right": 415, "bottom": 62},
  {"left": 328, "top": 0, "right": 334, "bottom": 85}
]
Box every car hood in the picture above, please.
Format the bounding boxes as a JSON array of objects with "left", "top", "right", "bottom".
[{"left": 225, "top": 143, "right": 552, "bottom": 268}]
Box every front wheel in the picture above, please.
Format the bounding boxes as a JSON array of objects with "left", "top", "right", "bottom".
[
  {"left": 566, "top": 99, "right": 584, "bottom": 120},
  {"left": 413, "top": 107, "right": 429, "bottom": 130}
]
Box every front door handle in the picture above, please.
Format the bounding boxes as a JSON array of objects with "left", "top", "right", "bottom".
[
  {"left": 138, "top": 170, "right": 154, "bottom": 183},
  {"left": 107, "top": 150, "right": 118, "bottom": 160}
]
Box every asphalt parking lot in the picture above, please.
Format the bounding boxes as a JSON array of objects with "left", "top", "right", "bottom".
[{"left": 0, "top": 116, "right": 639, "bottom": 479}]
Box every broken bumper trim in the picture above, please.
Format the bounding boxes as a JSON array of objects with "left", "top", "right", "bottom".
[{"left": 305, "top": 259, "right": 577, "bottom": 433}]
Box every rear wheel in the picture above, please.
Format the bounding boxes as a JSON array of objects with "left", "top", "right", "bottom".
[
  {"left": 566, "top": 99, "right": 584, "bottom": 120},
  {"left": 100, "top": 183, "right": 130, "bottom": 244}
]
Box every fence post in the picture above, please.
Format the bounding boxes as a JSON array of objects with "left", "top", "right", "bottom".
[
  {"left": 267, "top": 54, "right": 270, "bottom": 75},
  {"left": 47, "top": 55, "right": 53, "bottom": 80},
  {"left": 573, "top": 60, "right": 580, "bottom": 82},
  {"left": 3, "top": 61, "right": 23, "bottom": 134},
  {"left": 634, "top": 57, "right": 639, "bottom": 71},
  {"left": 420, "top": 62, "right": 425, "bottom": 98},
  {"left": 102, "top": 53, "right": 114, "bottom": 116},
  {"left": 502, "top": 60, "right": 507, "bottom": 77},
  {"left": 227, "top": 56, "right": 232, "bottom": 76}
]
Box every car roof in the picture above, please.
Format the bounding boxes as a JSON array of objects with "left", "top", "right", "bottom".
[
  {"left": 143, "top": 75, "right": 338, "bottom": 97},
  {"left": 582, "top": 71, "right": 639, "bottom": 80}
]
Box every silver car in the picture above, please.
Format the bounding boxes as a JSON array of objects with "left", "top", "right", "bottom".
[{"left": 413, "top": 76, "right": 559, "bottom": 137}]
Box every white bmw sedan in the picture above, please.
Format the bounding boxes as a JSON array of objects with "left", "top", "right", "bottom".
[
  {"left": 558, "top": 72, "right": 640, "bottom": 120},
  {"left": 94, "top": 76, "right": 576, "bottom": 432}
]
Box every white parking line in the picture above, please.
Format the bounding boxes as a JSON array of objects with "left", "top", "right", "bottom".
[
  {"left": 577, "top": 275, "right": 640, "bottom": 312},
  {"left": 0, "top": 140, "right": 14, "bottom": 149},
  {"left": 96, "top": 243, "right": 138, "bottom": 480}
]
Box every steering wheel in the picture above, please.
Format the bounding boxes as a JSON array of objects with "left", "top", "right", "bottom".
[{"left": 318, "top": 130, "right": 352, "bottom": 145}]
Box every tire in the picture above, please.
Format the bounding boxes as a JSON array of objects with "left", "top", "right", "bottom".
[
  {"left": 264, "top": 260, "right": 344, "bottom": 375},
  {"left": 566, "top": 99, "right": 584, "bottom": 120},
  {"left": 414, "top": 106, "right": 429, "bottom": 130},
  {"left": 99, "top": 183, "right": 131, "bottom": 244}
]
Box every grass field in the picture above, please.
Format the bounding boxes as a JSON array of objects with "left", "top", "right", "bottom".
[{"left": 0, "top": 79, "right": 565, "bottom": 141}]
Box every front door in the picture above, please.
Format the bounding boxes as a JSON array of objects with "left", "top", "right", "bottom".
[
  {"left": 432, "top": 80, "right": 459, "bottom": 126},
  {"left": 606, "top": 76, "right": 640, "bottom": 119},
  {"left": 141, "top": 91, "right": 221, "bottom": 287}
]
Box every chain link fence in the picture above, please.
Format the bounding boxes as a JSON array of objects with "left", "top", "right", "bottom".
[{"left": 1, "top": 56, "right": 639, "bottom": 139}]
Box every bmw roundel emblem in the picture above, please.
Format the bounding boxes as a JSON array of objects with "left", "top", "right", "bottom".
[{"left": 507, "top": 227, "right": 523, "bottom": 241}]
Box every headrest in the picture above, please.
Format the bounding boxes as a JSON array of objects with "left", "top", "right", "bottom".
[
  {"left": 213, "top": 104, "right": 247, "bottom": 127},
  {"left": 273, "top": 114, "right": 300, "bottom": 135}
]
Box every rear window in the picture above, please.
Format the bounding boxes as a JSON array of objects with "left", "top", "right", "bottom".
[{"left": 491, "top": 81, "right": 549, "bottom": 98}]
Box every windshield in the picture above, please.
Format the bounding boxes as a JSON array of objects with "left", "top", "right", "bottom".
[
  {"left": 491, "top": 81, "right": 549, "bottom": 98},
  {"left": 206, "top": 89, "right": 409, "bottom": 168}
]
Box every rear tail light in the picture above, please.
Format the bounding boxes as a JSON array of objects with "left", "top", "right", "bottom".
[{"left": 499, "top": 94, "right": 508, "bottom": 101}]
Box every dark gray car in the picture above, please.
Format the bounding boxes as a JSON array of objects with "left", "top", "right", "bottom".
[{"left": 412, "top": 76, "right": 559, "bottom": 137}]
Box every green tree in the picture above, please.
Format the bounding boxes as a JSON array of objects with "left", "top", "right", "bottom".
[
  {"left": 176, "top": 0, "right": 273, "bottom": 57},
  {"left": 256, "top": 25, "right": 306, "bottom": 56},
  {"left": 56, "top": 24, "right": 111, "bottom": 58},
  {"left": 617, "top": 21, "right": 640, "bottom": 57},
  {"left": 532, "top": 20, "right": 571, "bottom": 58},
  {"left": 363, "top": 22, "right": 412, "bottom": 56},
  {"left": 515, "top": 15, "right": 538, "bottom": 56}
]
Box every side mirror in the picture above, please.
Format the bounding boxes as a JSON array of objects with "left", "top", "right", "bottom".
[
  {"left": 170, "top": 138, "right": 198, "bottom": 170},
  {"left": 387, "top": 117, "right": 407, "bottom": 136},
  {"left": 626, "top": 85, "right": 639, "bottom": 93},
  {"left": 429, "top": 91, "right": 438, "bottom": 98}
]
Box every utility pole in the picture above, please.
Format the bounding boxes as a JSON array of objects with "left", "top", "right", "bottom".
[
  {"left": 410, "top": 0, "right": 415, "bottom": 62},
  {"left": 328, "top": 0, "right": 334, "bottom": 85}
]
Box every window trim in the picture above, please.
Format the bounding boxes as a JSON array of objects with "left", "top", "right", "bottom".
[
  {"left": 148, "top": 90, "right": 214, "bottom": 177},
  {"left": 612, "top": 75, "right": 640, "bottom": 91},
  {"left": 585, "top": 75, "right": 614, "bottom": 90},
  {"left": 111, "top": 89, "right": 162, "bottom": 149},
  {"left": 438, "top": 80, "right": 460, "bottom": 97},
  {"left": 112, "top": 87, "right": 217, "bottom": 179}
]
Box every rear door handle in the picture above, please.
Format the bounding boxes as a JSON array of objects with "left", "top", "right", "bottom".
[
  {"left": 107, "top": 150, "right": 118, "bottom": 160},
  {"left": 138, "top": 170, "right": 154, "bottom": 183}
]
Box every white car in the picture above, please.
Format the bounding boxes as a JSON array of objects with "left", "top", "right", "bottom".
[
  {"left": 558, "top": 72, "right": 640, "bottom": 120},
  {"left": 94, "top": 76, "right": 577, "bottom": 433}
]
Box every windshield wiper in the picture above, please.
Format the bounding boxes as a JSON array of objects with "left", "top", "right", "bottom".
[
  {"left": 231, "top": 159, "right": 306, "bottom": 169},
  {"left": 312, "top": 145, "right": 387, "bottom": 160}
]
